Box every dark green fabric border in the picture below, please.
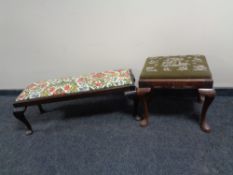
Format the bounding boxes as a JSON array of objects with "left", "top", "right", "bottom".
[{"left": 140, "top": 55, "right": 212, "bottom": 79}]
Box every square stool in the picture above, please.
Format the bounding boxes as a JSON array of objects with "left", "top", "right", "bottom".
[{"left": 137, "top": 55, "right": 216, "bottom": 132}]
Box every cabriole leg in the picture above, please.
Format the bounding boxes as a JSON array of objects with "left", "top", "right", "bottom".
[
  {"left": 13, "top": 107, "right": 33, "bottom": 135},
  {"left": 137, "top": 88, "right": 151, "bottom": 127},
  {"left": 198, "top": 88, "right": 216, "bottom": 133}
]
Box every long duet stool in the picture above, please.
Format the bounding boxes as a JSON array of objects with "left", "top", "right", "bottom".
[{"left": 13, "top": 69, "right": 136, "bottom": 135}]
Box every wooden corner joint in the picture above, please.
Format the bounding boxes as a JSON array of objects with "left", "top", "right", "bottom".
[
  {"left": 124, "top": 90, "right": 137, "bottom": 97},
  {"left": 136, "top": 87, "right": 151, "bottom": 96},
  {"left": 198, "top": 88, "right": 216, "bottom": 97}
]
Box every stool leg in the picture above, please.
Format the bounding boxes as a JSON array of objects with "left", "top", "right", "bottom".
[
  {"left": 198, "top": 89, "right": 216, "bottom": 133},
  {"left": 137, "top": 88, "right": 151, "bottom": 127},
  {"left": 13, "top": 107, "right": 33, "bottom": 135},
  {"left": 38, "top": 104, "right": 45, "bottom": 114},
  {"left": 197, "top": 90, "right": 203, "bottom": 103},
  {"left": 134, "top": 95, "right": 141, "bottom": 121},
  {"left": 140, "top": 95, "right": 149, "bottom": 127},
  {"left": 124, "top": 90, "right": 140, "bottom": 120}
]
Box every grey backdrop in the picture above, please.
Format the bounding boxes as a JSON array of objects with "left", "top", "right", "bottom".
[{"left": 1, "top": 0, "right": 233, "bottom": 88}]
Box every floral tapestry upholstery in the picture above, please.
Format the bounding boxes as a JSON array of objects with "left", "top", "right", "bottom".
[
  {"left": 16, "top": 69, "right": 134, "bottom": 102},
  {"left": 140, "top": 55, "right": 212, "bottom": 79}
]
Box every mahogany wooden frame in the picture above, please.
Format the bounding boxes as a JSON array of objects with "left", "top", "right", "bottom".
[
  {"left": 138, "top": 77, "right": 216, "bottom": 133},
  {"left": 13, "top": 70, "right": 137, "bottom": 135}
]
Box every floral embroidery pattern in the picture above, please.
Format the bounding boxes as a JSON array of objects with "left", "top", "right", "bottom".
[
  {"left": 193, "top": 65, "right": 208, "bottom": 71},
  {"left": 145, "top": 55, "right": 209, "bottom": 73},
  {"left": 146, "top": 67, "right": 157, "bottom": 72},
  {"left": 16, "top": 69, "right": 134, "bottom": 102}
]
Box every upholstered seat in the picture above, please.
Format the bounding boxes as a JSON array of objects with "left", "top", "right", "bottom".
[
  {"left": 137, "top": 54, "right": 216, "bottom": 133},
  {"left": 16, "top": 69, "right": 134, "bottom": 102},
  {"left": 140, "top": 55, "right": 212, "bottom": 79}
]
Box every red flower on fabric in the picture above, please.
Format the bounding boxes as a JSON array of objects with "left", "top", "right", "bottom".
[
  {"left": 64, "top": 85, "right": 70, "bottom": 91},
  {"left": 125, "top": 72, "right": 129, "bottom": 76},
  {"left": 95, "top": 82, "right": 102, "bottom": 86},
  {"left": 27, "top": 83, "right": 37, "bottom": 89},
  {"left": 49, "top": 87, "right": 55, "bottom": 92},
  {"left": 93, "top": 73, "right": 104, "bottom": 78},
  {"left": 77, "top": 78, "right": 84, "bottom": 83}
]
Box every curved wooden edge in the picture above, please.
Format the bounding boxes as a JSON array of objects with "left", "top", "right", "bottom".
[{"left": 198, "top": 88, "right": 216, "bottom": 97}]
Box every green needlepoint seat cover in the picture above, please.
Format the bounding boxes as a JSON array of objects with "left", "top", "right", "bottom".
[{"left": 140, "top": 55, "right": 212, "bottom": 79}]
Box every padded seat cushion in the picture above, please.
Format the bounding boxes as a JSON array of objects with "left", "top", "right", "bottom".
[
  {"left": 140, "top": 55, "right": 212, "bottom": 79},
  {"left": 16, "top": 69, "right": 134, "bottom": 102}
]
